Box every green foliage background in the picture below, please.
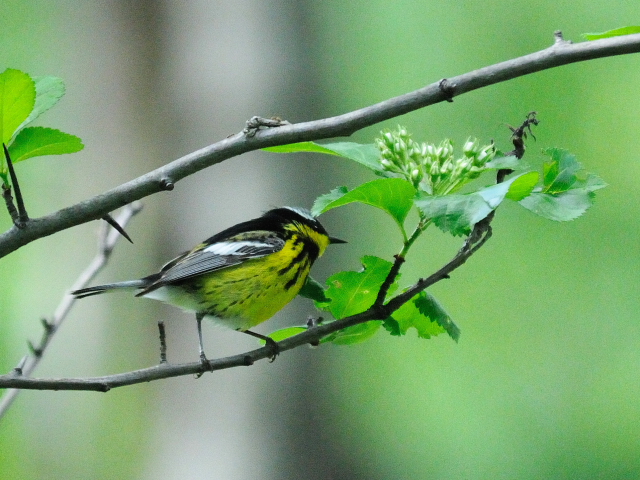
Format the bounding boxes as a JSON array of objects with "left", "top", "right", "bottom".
[{"left": 1, "top": 2, "right": 639, "bottom": 479}]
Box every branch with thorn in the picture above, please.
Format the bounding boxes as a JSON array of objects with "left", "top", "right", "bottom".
[
  {"left": 1, "top": 32, "right": 639, "bottom": 258},
  {"left": 0, "top": 113, "right": 537, "bottom": 392}
]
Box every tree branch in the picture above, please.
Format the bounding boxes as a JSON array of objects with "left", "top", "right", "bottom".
[
  {"left": 1, "top": 32, "right": 640, "bottom": 258},
  {"left": 0, "top": 230, "right": 487, "bottom": 392},
  {"left": 0, "top": 203, "right": 142, "bottom": 416},
  {"left": 0, "top": 108, "right": 534, "bottom": 393}
]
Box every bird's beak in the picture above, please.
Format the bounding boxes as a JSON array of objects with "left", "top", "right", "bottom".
[{"left": 329, "top": 236, "right": 347, "bottom": 244}]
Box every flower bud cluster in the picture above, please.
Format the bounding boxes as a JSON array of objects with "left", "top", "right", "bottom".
[{"left": 376, "top": 127, "right": 496, "bottom": 195}]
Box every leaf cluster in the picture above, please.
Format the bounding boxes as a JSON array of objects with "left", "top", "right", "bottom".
[
  {"left": 266, "top": 126, "right": 605, "bottom": 345},
  {"left": 0, "top": 68, "right": 83, "bottom": 185}
]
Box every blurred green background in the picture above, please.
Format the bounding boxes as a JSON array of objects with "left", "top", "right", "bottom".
[{"left": 1, "top": 1, "right": 639, "bottom": 479}]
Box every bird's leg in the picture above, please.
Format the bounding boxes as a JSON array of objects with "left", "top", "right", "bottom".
[
  {"left": 196, "top": 313, "right": 212, "bottom": 372},
  {"left": 242, "top": 330, "right": 280, "bottom": 362}
]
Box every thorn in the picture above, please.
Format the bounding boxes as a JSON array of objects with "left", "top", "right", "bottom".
[
  {"left": 102, "top": 214, "right": 134, "bottom": 243},
  {"left": 3, "top": 143, "right": 28, "bottom": 227}
]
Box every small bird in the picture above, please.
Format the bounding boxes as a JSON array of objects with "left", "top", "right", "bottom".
[{"left": 73, "top": 207, "right": 344, "bottom": 364}]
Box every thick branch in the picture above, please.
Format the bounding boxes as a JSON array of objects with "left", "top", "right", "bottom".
[{"left": 1, "top": 33, "right": 640, "bottom": 258}]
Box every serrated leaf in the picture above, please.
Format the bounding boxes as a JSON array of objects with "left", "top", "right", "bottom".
[
  {"left": 519, "top": 190, "right": 594, "bottom": 221},
  {"left": 322, "top": 255, "right": 394, "bottom": 319},
  {"left": 519, "top": 148, "right": 606, "bottom": 221},
  {"left": 413, "top": 291, "right": 460, "bottom": 341},
  {"left": 390, "top": 296, "right": 446, "bottom": 339},
  {"left": 16, "top": 76, "right": 65, "bottom": 131},
  {"left": 264, "top": 141, "right": 383, "bottom": 172},
  {"left": 298, "top": 276, "right": 329, "bottom": 303},
  {"left": 312, "top": 178, "right": 415, "bottom": 234},
  {"left": 415, "top": 173, "right": 526, "bottom": 236},
  {"left": 382, "top": 317, "right": 402, "bottom": 336},
  {"left": 0, "top": 69, "right": 35, "bottom": 145},
  {"left": 583, "top": 26, "right": 640, "bottom": 40},
  {"left": 8, "top": 127, "right": 83, "bottom": 163},
  {"left": 326, "top": 321, "right": 383, "bottom": 345},
  {"left": 311, "top": 186, "right": 348, "bottom": 216}
]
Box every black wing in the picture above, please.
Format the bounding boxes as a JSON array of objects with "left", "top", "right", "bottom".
[{"left": 137, "top": 235, "right": 285, "bottom": 295}]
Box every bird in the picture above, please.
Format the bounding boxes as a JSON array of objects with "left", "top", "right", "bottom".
[{"left": 72, "top": 206, "right": 345, "bottom": 365}]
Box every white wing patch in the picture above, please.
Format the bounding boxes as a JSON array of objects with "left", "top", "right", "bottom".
[{"left": 203, "top": 241, "right": 274, "bottom": 256}]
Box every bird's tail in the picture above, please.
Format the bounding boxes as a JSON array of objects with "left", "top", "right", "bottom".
[{"left": 72, "top": 280, "right": 148, "bottom": 299}]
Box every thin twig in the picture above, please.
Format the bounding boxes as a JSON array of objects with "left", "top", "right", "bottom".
[
  {"left": 1, "top": 32, "right": 639, "bottom": 258},
  {"left": 0, "top": 203, "right": 142, "bottom": 419}
]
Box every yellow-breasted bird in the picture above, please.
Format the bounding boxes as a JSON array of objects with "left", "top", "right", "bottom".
[{"left": 73, "top": 206, "right": 345, "bottom": 363}]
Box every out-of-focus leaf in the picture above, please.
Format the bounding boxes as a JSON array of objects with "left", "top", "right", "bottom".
[
  {"left": 583, "top": 26, "right": 640, "bottom": 40},
  {"left": 16, "top": 76, "right": 65, "bottom": 131}
]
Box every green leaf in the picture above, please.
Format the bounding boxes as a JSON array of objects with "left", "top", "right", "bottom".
[
  {"left": 485, "top": 155, "right": 520, "bottom": 170},
  {"left": 322, "top": 255, "right": 394, "bottom": 319},
  {"left": 414, "top": 292, "right": 460, "bottom": 341},
  {"left": 311, "top": 186, "right": 348, "bottom": 216},
  {"left": 312, "top": 178, "right": 416, "bottom": 234},
  {"left": 518, "top": 190, "right": 591, "bottom": 221},
  {"left": 264, "top": 141, "right": 383, "bottom": 172},
  {"left": 0, "top": 69, "right": 35, "bottom": 145},
  {"left": 415, "top": 192, "right": 490, "bottom": 236},
  {"left": 8, "top": 127, "right": 83, "bottom": 163},
  {"left": 519, "top": 148, "right": 607, "bottom": 221},
  {"left": 16, "top": 76, "right": 65, "bottom": 131},
  {"left": 264, "top": 326, "right": 308, "bottom": 343},
  {"left": 583, "top": 26, "right": 640, "bottom": 40},
  {"left": 298, "top": 276, "right": 329, "bottom": 303},
  {"left": 385, "top": 292, "right": 458, "bottom": 340},
  {"left": 415, "top": 173, "right": 528, "bottom": 236},
  {"left": 542, "top": 148, "right": 580, "bottom": 193},
  {"left": 505, "top": 171, "right": 539, "bottom": 201},
  {"left": 325, "top": 321, "right": 383, "bottom": 345}
]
